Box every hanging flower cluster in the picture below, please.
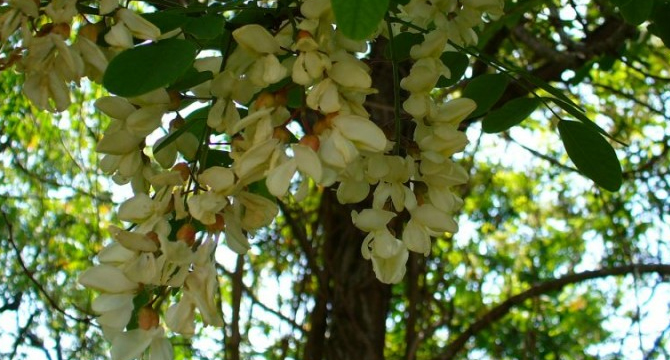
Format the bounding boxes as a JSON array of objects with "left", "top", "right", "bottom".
[{"left": 0, "top": 0, "right": 503, "bottom": 358}]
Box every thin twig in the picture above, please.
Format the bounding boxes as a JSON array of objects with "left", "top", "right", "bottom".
[
  {"left": 433, "top": 264, "right": 670, "bottom": 360},
  {"left": 1, "top": 211, "right": 94, "bottom": 324}
]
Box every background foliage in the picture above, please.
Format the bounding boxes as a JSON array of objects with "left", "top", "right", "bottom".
[{"left": 2, "top": 0, "right": 670, "bottom": 359}]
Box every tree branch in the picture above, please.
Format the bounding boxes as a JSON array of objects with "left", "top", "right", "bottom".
[
  {"left": 0, "top": 211, "right": 94, "bottom": 324},
  {"left": 433, "top": 264, "right": 670, "bottom": 360}
]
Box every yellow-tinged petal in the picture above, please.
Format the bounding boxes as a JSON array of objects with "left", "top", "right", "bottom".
[
  {"left": 332, "top": 114, "right": 387, "bottom": 153},
  {"left": 266, "top": 159, "right": 297, "bottom": 198},
  {"left": 95, "top": 96, "right": 136, "bottom": 120},
  {"left": 111, "top": 328, "right": 158, "bottom": 360},
  {"left": 293, "top": 144, "right": 323, "bottom": 182},
  {"left": 200, "top": 167, "right": 236, "bottom": 194},
  {"left": 79, "top": 264, "right": 138, "bottom": 293},
  {"left": 232, "top": 24, "right": 280, "bottom": 54},
  {"left": 117, "top": 8, "right": 161, "bottom": 40},
  {"left": 351, "top": 209, "right": 396, "bottom": 231},
  {"left": 118, "top": 194, "right": 155, "bottom": 223},
  {"left": 328, "top": 60, "right": 372, "bottom": 89},
  {"left": 110, "top": 225, "right": 159, "bottom": 252}
]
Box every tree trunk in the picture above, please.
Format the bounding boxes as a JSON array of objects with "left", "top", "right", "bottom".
[
  {"left": 318, "top": 191, "right": 391, "bottom": 360},
  {"left": 304, "top": 40, "right": 398, "bottom": 360}
]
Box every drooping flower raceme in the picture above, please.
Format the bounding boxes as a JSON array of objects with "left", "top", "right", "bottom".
[{"left": 0, "top": 0, "right": 506, "bottom": 357}]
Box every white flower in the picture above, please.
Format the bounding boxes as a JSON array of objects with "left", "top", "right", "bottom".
[
  {"left": 105, "top": 22, "right": 134, "bottom": 49},
  {"left": 183, "top": 263, "right": 223, "bottom": 327},
  {"left": 306, "top": 78, "right": 341, "bottom": 113},
  {"left": 331, "top": 114, "right": 388, "bottom": 153},
  {"left": 223, "top": 205, "right": 250, "bottom": 254},
  {"left": 78, "top": 264, "right": 139, "bottom": 293},
  {"left": 109, "top": 225, "right": 159, "bottom": 252},
  {"left": 361, "top": 232, "right": 409, "bottom": 284},
  {"left": 238, "top": 192, "right": 278, "bottom": 230},
  {"left": 110, "top": 327, "right": 165, "bottom": 360},
  {"left": 233, "top": 138, "right": 279, "bottom": 181},
  {"left": 44, "top": 0, "right": 77, "bottom": 23},
  {"left": 266, "top": 159, "right": 297, "bottom": 198},
  {"left": 166, "top": 295, "right": 196, "bottom": 336},
  {"left": 318, "top": 129, "right": 359, "bottom": 169},
  {"left": 100, "top": 0, "right": 119, "bottom": 15},
  {"left": 411, "top": 203, "right": 458, "bottom": 234},
  {"left": 293, "top": 143, "right": 323, "bottom": 182},
  {"left": 232, "top": 24, "right": 281, "bottom": 54},
  {"left": 200, "top": 167, "right": 237, "bottom": 194},
  {"left": 93, "top": 293, "right": 135, "bottom": 329},
  {"left": 351, "top": 209, "right": 396, "bottom": 232},
  {"left": 402, "top": 219, "right": 431, "bottom": 255},
  {"left": 327, "top": 60, "right": 372, "bottom": 89},
  {"left": 187, "top": 192, "right": 228, "bottom": 225},
  {"left": 117, "top": 8, "right": 161, "bottom": 41}
]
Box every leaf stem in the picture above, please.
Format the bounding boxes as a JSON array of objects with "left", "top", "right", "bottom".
[{"left": 386, "top": 15, "right": 402, "bottom": 156}]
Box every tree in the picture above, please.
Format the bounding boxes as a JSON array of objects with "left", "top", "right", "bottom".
[{"left": 1, "top": 0, "right": 670, "bottom": 359}]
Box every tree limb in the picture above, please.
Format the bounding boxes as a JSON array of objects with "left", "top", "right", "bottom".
[{"left": 433, "top": 264, "right": 670, "bottom": 360}]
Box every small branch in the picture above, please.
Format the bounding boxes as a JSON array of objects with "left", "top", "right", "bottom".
[
  {"left": 227, "top": 255, "right": 244, "bottom": 360},
  {"left": 506, "top": 134, "right": 579, "bottom": 173},
  {"left": 9, "top": 311, "right": 38, "bottom": 360},
  {"left": 433, "top": 264, "right": 670, "bottom": 360},
  {"left": 216, "top": 264, "right": 305, "bottom": 332},
  {"left": 1, "top": 211, "right": 93, "bottom": 324}
]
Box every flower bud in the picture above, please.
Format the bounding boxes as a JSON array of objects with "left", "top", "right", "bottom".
[
  {"left": 299, "top": 134, "right": 320, "bottom": 151},
  {"left": 176, "top": 223, "right": 196, "bottom": 246},
  {"left": 171, "top": 162, "right": 190, "bottom": 182},
  {"left": 206, "top": 214, "right": 225, "bottom": 233},
  {"left": 137, "top": 307, "right": 160, "bottom": 330}
]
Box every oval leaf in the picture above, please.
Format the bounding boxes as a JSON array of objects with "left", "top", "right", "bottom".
[
  {"left": 558, "top": 120, "right": 622, "bottom": 191},
  {"left": 617, "top": 0, "right": 653, "bottom": 25},
  {"left": 436, "top": 51, "right": 469, "bottom": 88},
  {"left": 482, "top": 97, "right": 540, "bottom": 133},
  {"left": 332, "top": 0, "right": 390, "bottom": 40},
  {"left": 103, "top": 39, "right": 198, "bottom": 97},
  {"left": 384, "top": 32, "right": 424, "bottom": 62},
  {"left": 462, "top": 73, "right": 509, "bottom": 118},
  {"left": 184, "top": 15, "right": 225, "bottom": 39}
]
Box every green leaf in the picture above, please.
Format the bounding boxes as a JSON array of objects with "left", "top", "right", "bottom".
[
  {"left": 544, "top": 97, "right": 626, "bottom": 146},
  {"left": 286, "top": 85, "right": 304, "bottom": 109},
  {"left": 616, "top": 0, "right": 653, "bottom": 25},
  {"left": 649, "top": 0, "right": 670, "bottom": 48},
  {"left": 183, "top": 15, "right": 225, "bottom": 39},
  {"left": 153, "top": 107, "right": 208, "bottom": 154},
  {"left": 226, "top": 7, "right": 278, "bottom": 30},
  {"left": 462, "top": 73, "right": 509, "bottom": 118},
  {"left": 103, "top": 39, "right": 198, "bottom": 97},
  {"left": 143, "top": 12, "right": 189, "bottom": 33},
  {"left": 558, "top": 120, "right": 622, "bottom": 191},
  {"left": 248, "top": 180, "right": 276, "bottom": 201},
  {"left": 204, "top": 149, "right": 233, "bottom": 169},
  {"left": 331, "top": 0, "right": 390, "bottom": 40},
  {"left": 482, "top": 97, "right": 541, "bottom": 133},
  {"left": 168, "top": 67, "right": 213, "bottom": 92},
  {"left": 384, "top": 32, "right": 424, "bottom": 62},
  {"left": 436, "top": 52, "right": 470, "bottom": 88},
  {"left": 126, "top": 289, "right": 152, "bottom": 330}
]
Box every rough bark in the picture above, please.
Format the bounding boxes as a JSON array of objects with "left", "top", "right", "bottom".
[
  {"left": 320, "top": 191, "right": 391, "bottom": 360},
  {"left": 303, "top": 40, "right": 399, "bottom": 360}
]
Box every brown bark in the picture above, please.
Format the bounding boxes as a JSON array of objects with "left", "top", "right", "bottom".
[
  {"left": 300, "top": 40, "right": 400, "bottom": 360},
  {"left": 320, "top": 191, "right": 391, "bottom": 360}
]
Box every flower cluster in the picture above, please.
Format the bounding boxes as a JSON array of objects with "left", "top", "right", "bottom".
[{"left": 0, "top": 0, "right": 504, "bottom": 358}]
